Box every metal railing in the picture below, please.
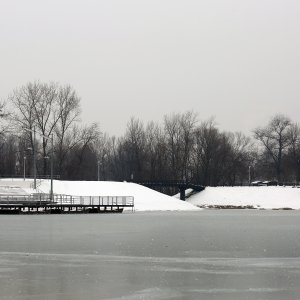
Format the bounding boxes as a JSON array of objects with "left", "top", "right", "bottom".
[
  {"left": 0, "top": 193, "right": 51, "bottom": 205},
  {"left": 0, "top": 193, "right": 134, "bottom": 208},
  {"left": 52, "top": 194, "right": 134, "bottom": 206}
]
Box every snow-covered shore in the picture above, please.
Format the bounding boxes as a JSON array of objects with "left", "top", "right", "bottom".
[
  {"left": 2, "top": 179, "right": 299, "bottom": 210},
  {"left": 38, "top": 180, "right": 200, "bottom": 212},
  {"left": 187, "top": 186, "right": 300, "bottom": 210}
]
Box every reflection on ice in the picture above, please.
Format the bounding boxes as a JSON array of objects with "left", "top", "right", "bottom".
[
  {"left": 106, "top": 288, "right": 181, "bottom": 300},
  {"left": 2, "top": 250, "right": 300, "bottom": 268},
  {"left": 190, "top": 287, "right": 287, "bottom": 294}
]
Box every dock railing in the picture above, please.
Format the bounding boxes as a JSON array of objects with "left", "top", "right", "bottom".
[
  {"left": 52, "top": 194, "right": 134, "bottom": 207},
  {"left": 0, "top": 194, "right": 51, "bottom": 205},
  {"left": 0, "top": 193, "right": 134, "bottom": 209}
]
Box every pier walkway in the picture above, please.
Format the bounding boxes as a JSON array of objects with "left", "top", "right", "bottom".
[{"left": 0, "top": 194, "right": 134, "bottom": 214}]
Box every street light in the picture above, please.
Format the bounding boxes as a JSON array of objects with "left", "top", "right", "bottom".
[
  {"left": 46, "top": 134, "right": 54, "bottom": 201},
  {"left": 23, "top": 156, "right": 26, "bottom": 181},
  {"left": 248, "top": 165, "right": 252, "bottom": 186},
  {"left": 97, "top": 161, "right": 100, "bottom": 181},
  {"left": 23, "top": 127, "right": 37, "bottom": 189},
  {"left": 22, "top": 127, "right": 54, "bottom": 201}
]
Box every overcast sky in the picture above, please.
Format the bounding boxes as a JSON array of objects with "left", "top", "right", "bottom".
[{"left": 1, "top": 0, "right": 299, "bottom": 136}]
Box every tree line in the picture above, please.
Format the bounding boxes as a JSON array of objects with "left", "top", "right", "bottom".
[{"left": 0, "top": 81, "right": 300, "bottom": 188}]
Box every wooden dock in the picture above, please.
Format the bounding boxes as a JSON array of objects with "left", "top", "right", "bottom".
[{"left": 0, "top": 194, "right": 135, "bottom": 214}]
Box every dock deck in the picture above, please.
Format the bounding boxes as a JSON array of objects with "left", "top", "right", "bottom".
[{"left": 0, "top": 194, "right": 135, "bottom": 214}]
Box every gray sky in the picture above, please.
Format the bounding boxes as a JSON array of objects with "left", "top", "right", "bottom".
[{"left": 1, "top": 0, "right": 300, "bottom": 136}]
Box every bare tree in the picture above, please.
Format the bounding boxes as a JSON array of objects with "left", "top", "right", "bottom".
[
  {"left": 55, "top": 85, "right": 81, "bottom": 174},
  {"left": 164, "top": 113, "right": 181, "bottom": 179},
  {"left": 6, "top": 86, "right": 300, "bottom": 187},
  {"left": 0, "top": 133, "right": 18, "bottom": 176},
  {"left": 179, "top": 111, "right": 197, "bottom": 180},
  {"left": 10, "top": 82, "right": 61, "bottom": 174},
  {"left": 10, "top": 81, "right": 82, "bottom": 176},
  {"left": 0, "top": 101, "right": 10, "bottom": 135},
  {"left": 123, "top": 118, "right": 147, "bottom": 180},
  {"left": 164, "top": 111, "right": 197, "bottom": 180},
  {"left": 254, "top": 114, "right": 292, "bottom": 181},
  {"left": 144, "top": 121, "right": 167, "bottom": 180},
  {"left": 64, "top": 123, "right": 101, "bottom": 179},
  {"left": 224, "top": 132, "right": 253, "bottom": 185},
  {"left": 91, "top": 132, "right": 111, "bottom": 180},
  {"left": 193, "top": 119, "right": 222, "bottom": 185},
  {"left": 288, "top": 123, "right": 300, "bottom": 183}
]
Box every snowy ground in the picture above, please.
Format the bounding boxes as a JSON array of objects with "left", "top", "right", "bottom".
[
  {"left": 0, "top": 179, "right": 199, "bottom": 211},
  {"left": 0, "top": 186, "right": 28, "bottom": 195},
  {"left": 187, "top": 186, "right": 300, "bottom": 210},
  {"left": 3, "top": 179, "right": 299, "bottom": 210},
  {"left": 0, "top": 179, "right": 33, "bottom": 195},
  {"left": 36, "top": 180, "right": 200, "bottom": 212}
]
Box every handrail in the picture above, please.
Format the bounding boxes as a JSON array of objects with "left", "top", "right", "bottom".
[
  {"left": 52, "top": 194, "right": 134, "bottom": 206},
  {"left": 0, "top": 193, "right": 134, "bottom": 207}
]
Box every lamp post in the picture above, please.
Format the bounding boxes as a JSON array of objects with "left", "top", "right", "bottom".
[
  {"left": 41, "top": 134, "right": 54, "bottom": 201},
  {"left": 50, "top": 133, "right": 54, "bottom": 201},
  {"left": 23, "top": 127, "right": 37, "bottom": 189},
  {"left": 23, "top": 156, "right": 26, "bottom": 181},
  {"left": 97, "top": 161, "right": 100, "bottom": 181},
  {"left": 33, "top": 128, "right": 37, "bottom": 189},
  {"left": 32, "top": 127, "right": 37, "bottom": 189},
  {"left": 22, "top": 127, "right": 54, "bottom": 201},
  {"left": 248, "top": 165, "right": 251, "bottom": 186}
]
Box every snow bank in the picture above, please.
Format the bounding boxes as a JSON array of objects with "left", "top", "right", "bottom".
[
  {"left": 187, "top": 186, "right": 300, "bottom": 209},
  {"left": 39, "top": 180, "right": 200, "bottom": 212}
]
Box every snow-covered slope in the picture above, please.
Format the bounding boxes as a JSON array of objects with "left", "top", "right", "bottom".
[
  {"left": 39, "top": 180, "right": 200, "bottom": 211},
  {"left": 187, "top": 186, "right": 300, "bottom": 209},
  {"left": 0, "top": 179, "right": 33, "bottom": 189}
]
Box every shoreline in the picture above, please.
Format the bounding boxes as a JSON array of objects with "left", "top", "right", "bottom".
[{"left": 196, "top": 204, "right": 296, "bottom": 210}]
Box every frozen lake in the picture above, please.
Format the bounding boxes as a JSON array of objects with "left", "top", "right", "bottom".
[{"left": 0, "top": 210, "right": 300, "bottom": 299}]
